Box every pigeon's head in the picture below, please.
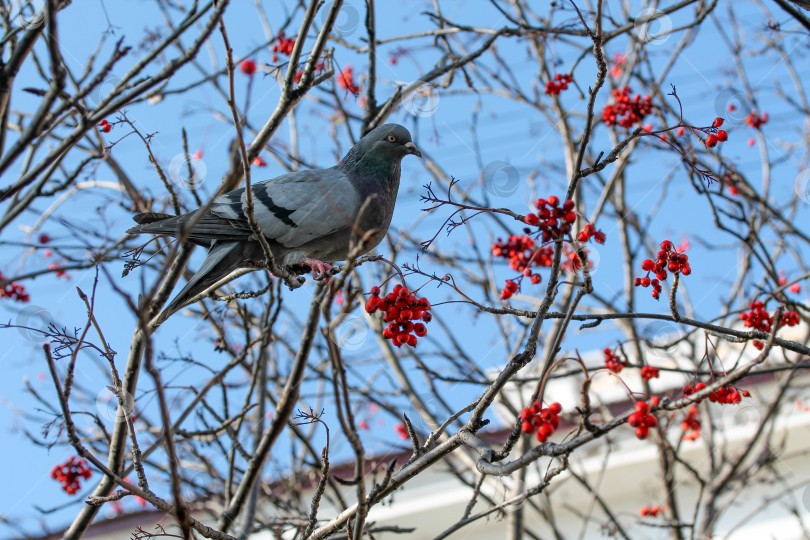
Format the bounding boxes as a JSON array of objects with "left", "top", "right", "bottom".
[{"left": 356, "top": 123, "right": 422, "bottom": 162}]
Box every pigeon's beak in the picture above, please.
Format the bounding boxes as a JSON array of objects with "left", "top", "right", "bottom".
[{"left": 404, "top": 142, "right": 422, "bottom": 158}]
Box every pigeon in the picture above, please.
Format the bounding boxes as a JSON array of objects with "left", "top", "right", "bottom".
[{"left": 127, "top": 123, "right": 421, "bottom": 319}]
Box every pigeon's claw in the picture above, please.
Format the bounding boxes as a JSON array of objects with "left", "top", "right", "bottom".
[{"left": 303, "top": 258, "right": 333, "bottom": 281}]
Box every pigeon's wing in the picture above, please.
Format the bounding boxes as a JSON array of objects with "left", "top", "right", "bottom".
[
  {"left": 127, "top": 210, "right": 251, "bottom": 246},
  {"left": 211, "top": 168, "right": 363, "bottom": 248}
]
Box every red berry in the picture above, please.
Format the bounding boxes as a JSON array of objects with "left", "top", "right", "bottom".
[
  {"left": 414, "top": 323, "right": 427, "bottom": 337},
  {"left": 716, "top": 130, "right": 728, "bottom": 142},
  {"left": 525, "top": 213, "right": 539, "bottom": 226},
  {"left": 538, "top": 423, "right": 554, "bottom": 437},
  {"left": 365, "top": 298, "right": 378, "bottom": 313},
  {"left": 660, "top": 240, "right": 673, "bottom": 251},
  {"left": 546, "top": 195, "right": 559, "bottom": 206},
  {"left": 712, "top": 117, "right": 724, "bottom": 128},
  {"left": 239, "top": 59, "right": 257, "bottom": 75}
]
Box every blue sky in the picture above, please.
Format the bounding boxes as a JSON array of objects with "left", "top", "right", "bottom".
[{"left": 1, "top": 0, "right": 809, "bottom": 536}]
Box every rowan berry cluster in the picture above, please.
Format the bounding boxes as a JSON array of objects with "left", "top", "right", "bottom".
[
  {"left": 98, "top": 119, "right": 112, "bottom": 133},
  {"left": 602, "top": 86, "right": 653, "bottom": 128},
  {"left": 492, "top": 236, "right": 553, "bottom": 275},
  {"left": 271, "top": 33, "right": 295, "bottom": 62},
  {"left": 51, "top": 457, "right": 92, "bottom": 495},
  {"left": 610, "top": 53, "right": 625, "bottom": 78},
  {"left": 497, "top": 197, "right": 603, "bottom": 300},
  {"left": 294, "top": 61, "right": 325, "bottom": 83},
  {"left": 562, "top": 244, "right": 594, "bottom": 272},
  {"left": 639, "top": 505, "right": 665, "bottom": 517},
  {"left": 708, "top": 385, "right": 743, "bottom": 404},
  {"left": 681, "top": 405, "right": 701, "bottom": 441},
  {"left": 744, "top": 111, "right": 768, "bottom": 129},
  {"left": 683, "top": 382, "right": 749, "bottom": 404},
  {"left": 634, "top": 240, "right": 691, "bottom": 300},
  {"left": 0, "top": 271, "right": 29, "bottom": 302},
  {"left": 604, "top": 348, "right": 627, "bottom": 373},
  {"left": 395, "top": 423, "right": 409, "bottom": 439},
  {"left": 778, "top": 271, "right": 803, "bottom": 293},
  {"left": 520, "top": 401, "right": 562, "bottom": 442},
  {"left": 740, "top": 300, "right": 801, "bottom": 349},
  {"left": 525, "top": 196, "right": 606, "bottom": 246},
  {"left": 704, "top": 117, "right": 729, "bottom": 148},
  {"left": 628, "top": 400, "right": 657, "bottom": 440},
  {"left": 48, "top": 262, "right": 68, "bottom": 279},
  {"left": 577, "top": 223, "right": 606, "bottom": 244},
  {"left": 682, "top": 382, "right": 706, "bottom": 400},
  {"left": 545, "top": 73, "right": 573, "bottom": 95},
  {"left": 366, "top": 284, "right": 431, "bottom": 348},
  {"left": 338, "top": 66, "right": 360, "bottom": 94},
  {"left": 640, "top": 365, "right": 660, "bottom": 381},
  {"left": 524, "top": 196, "right": 577, "bottom": 240},
  {"left": 492, "top": 236, "right": 552, "bottom": 299}
]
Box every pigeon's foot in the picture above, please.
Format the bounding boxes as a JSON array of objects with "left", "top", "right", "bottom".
[{"left": 302, "top": 258, "right": 333, "bottom": 281}]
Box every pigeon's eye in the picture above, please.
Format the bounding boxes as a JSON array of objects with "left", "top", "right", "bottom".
[{"left": 387, "top": 134, "right": 397, "bottom": 143}]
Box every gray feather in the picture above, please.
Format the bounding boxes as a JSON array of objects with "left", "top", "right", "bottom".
[{"left": 127, "top": 123, "right": 421, "bottom": 320}]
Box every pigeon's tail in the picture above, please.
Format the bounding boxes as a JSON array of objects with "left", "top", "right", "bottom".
[{"left": 160, "top": 241, "right": 247, "bottom": 320}]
